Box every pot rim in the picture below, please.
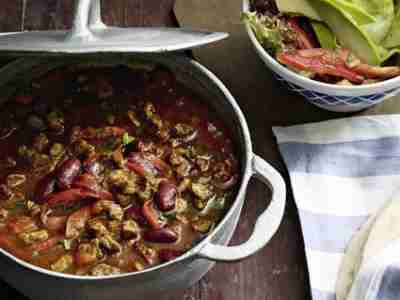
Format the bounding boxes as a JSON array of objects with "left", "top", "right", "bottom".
[{"left": 0, "top": 54, "right": 254, "bottom": 281}]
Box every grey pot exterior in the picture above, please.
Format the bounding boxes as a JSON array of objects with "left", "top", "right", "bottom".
[{"left": 0, "top": 54, "right": 286, "bottom": 300}]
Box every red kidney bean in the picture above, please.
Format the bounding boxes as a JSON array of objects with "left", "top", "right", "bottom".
[
  {"left": 34, "top": 174, "right": 56, "bottom": 203},
  {"left": 125, "top": 205, "right": 147, "bottom": 226},
  {"left": 57, "top": 159, "right": 82, "bottom": 189},
  {"left": 158, "top": 249, "right": 183, "bottom": 262},
  {"left": 143, "top": 228, "right": 178, "bottom": 243},
  {"left": 155, "top": 181, "right": 177, "bottom": 211},
  {"left": 142, "top": 200, "right": 166, "bottom": 230}
]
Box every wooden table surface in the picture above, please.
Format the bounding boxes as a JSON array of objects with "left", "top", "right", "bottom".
[{"left": 1, "top": 1, "right": 399, "bottom": 300}]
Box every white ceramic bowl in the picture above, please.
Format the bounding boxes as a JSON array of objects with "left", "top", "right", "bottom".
[{"left": 242, "top": 0, "right": 400, "bottom": 112}]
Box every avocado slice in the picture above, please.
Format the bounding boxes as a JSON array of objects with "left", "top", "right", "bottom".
[
  {"left": 311, "top": 21, "right": 336, "bottom": 49},
  {"left": 308, "top": 0, "right": 383, "bottom": 65}
]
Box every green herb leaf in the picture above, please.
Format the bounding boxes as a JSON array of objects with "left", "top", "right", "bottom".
[
  {"left": 122, "top": 132, "right": 135, "bottom": 146},
  {"left": 60, "top": 239, "right": 73, "bottom": 250},
  {"left": 162, "top": 210, "right": 177, "bottom": 220},
  {"left": 241, "top": 12, "right": 289, "bottom": 55},
  {"left": 200, "top": 195, "right": 226, "bottom": 216}
]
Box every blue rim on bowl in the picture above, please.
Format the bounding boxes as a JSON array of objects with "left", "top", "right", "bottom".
[{"left": 242, "top": 0, "right": 400, "bottom": 112}]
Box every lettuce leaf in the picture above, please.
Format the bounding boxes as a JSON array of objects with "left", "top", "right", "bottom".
[
  {"left": 384, "top": 4, "right": 400, "bottom": 48},
  {"left": 241, "top": 12, "right": 290, "bottom": 55},
  {"left": 259, "top": 0, "right": 398, "bottom": 66},
  {"left": 308, "top": 0, "right": 384, "bottom": 65},
  {"left": 351, "top": 0, "right": 395, "bottom": 44},
  {"left": 275, "top": 0, "right": 322, "bottom": 20}
]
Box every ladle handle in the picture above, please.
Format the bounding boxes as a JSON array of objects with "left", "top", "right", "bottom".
[{"left": 66, "top": 0, "right": 106, "bottom": 42}]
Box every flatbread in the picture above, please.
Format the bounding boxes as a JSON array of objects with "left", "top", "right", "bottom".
[
  {"left": 363, "top": 195, "right": 400, "bottom": 263},
  {"left": 335, "top": 215, "right": 376, "bottom": 300},
  {"left": 336, "top": 193, "right": 400, "bottom": 300}
]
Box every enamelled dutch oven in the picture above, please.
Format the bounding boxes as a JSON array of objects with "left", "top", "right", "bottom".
[{"left": 0, "top": 1, "right": 286, "bottom": 299}]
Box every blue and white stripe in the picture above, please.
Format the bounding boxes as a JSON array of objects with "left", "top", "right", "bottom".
[{"left": 273, "top": 115, "right": 400, "bottom": 300}]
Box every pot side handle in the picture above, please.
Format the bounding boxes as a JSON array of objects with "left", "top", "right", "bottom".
[{"left": 196, "top": 154, "right": 286, "bottom": 262}]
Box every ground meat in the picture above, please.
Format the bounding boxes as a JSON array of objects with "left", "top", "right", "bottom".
[
  {"left": 51, "top": 254, "right": 74, "bottom": 273},
  {"left": 92, "top": 200, "right": 124, "bottom": 221},
  {"left": 19, "top": 229, "right": 49, "bottom": 245},
  {"left": 90, "top": 263, "right": 121, "bottom": 276}
]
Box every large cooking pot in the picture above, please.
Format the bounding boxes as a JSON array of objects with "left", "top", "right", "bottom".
[{"left": 0, "top": 2, "right": 286, "bottom": 300}]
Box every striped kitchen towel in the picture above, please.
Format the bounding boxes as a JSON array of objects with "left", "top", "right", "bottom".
[{"left": 273, "top": 115, "right": 400, "bottom": 300}]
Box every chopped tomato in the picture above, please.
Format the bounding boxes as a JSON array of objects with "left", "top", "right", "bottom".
[
  {"left": 277, "top": 48, "right": 364, "bottom": 83},
  {"left": 287, "top": 18, "right": 317, "bottom": 49},
  {"left": 46, "top": 188, "right": 112, "bottom": 206},
  {"left": 142, "top": 200, "right": 166, "bottom": 230},
  {"left": 127, "top": 153, "right": 172, "bottom": 179},
  {"left": 352, "top": 64, "right": 400, "bottom": 79}
]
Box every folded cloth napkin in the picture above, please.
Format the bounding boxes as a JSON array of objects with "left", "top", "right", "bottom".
[{"left": 273, "top": 115, "right": 400, "bottom": 300}]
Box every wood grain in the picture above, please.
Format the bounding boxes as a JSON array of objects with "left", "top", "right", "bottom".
[
  {"left": 0, "top": 1, "right": 22, "bottom": 32},
  {"left": 102, "top": 0, "right": 176, "bottom": 27}
]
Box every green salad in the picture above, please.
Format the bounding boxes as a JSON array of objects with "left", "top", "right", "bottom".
[{"left": 242, "top": 0, "right": 400, "bottom": 85}]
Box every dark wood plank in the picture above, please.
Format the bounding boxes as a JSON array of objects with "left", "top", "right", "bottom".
[
  {"left": 0, "top": 1, "right": 22, "bottom": 32},
  {"left": 101, "top": 0, "right": 175, "bottom": 27},
  {"left": 0, "top": 1, "right": 23, "bottom": 66},
  {"left": 174, "top": 1, "right": 343, "bottom": 299},
  {"left": 23, "top": 0, "right": 176, "bottom": 31}
]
